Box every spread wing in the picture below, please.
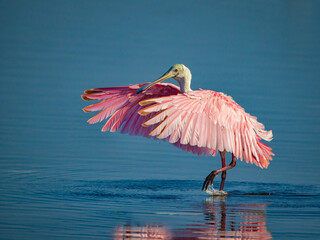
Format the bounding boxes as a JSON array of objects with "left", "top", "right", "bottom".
[
  {"left": 139, "top": 90, "right": 274, "bottom": 168},
  {"left": 81, "top": 83, "right": 180, "bottom": 136}
]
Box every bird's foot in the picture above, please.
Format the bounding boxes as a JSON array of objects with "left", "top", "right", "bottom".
[
  {"left": 205, "top": 185, "right": 228, "bottom": 196},
  {"left": 202, "top": 170, "right": 218, "bottom": 191}
]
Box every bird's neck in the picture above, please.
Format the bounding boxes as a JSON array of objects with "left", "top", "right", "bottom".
[{"left": 174, "top": 68, "right": 192, "bottom": 93}]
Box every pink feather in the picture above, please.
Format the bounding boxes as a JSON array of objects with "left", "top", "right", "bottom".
[{"left": 82, "top": 84, "right": 274, "bottom": 167}]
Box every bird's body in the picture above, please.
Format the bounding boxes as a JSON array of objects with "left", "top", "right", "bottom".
[{"left": 82, "top": 64, "right": 274, "bottom": 192}]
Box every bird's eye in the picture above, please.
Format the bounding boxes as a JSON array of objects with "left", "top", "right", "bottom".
[{"left": 174, "top": 69, "right": 178, "bottom": 72}]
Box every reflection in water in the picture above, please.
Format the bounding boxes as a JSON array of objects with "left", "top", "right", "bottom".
[
  {"left": 115, "top": 225, "right": 170, "bottom": 240},
  {"left": 194, "top": 197, "right": 271, "bottom": 239},
  {"left": 114, "top": 197, "right": 272, "bottom": 239}
]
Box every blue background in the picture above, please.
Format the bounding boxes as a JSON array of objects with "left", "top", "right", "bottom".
[{"left": 1, "top": 1, "right": 319, "bottom": 239}]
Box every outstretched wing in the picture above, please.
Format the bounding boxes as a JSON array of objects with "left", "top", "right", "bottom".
[
  {"left": 81, "top": 83, "right": 180, "bottom": 137},
  {"left": 139, "top": 90, "right": 274, "bottom": 168}
]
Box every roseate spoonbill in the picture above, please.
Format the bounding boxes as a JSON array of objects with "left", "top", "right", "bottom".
[{"left": 81, "top": 64, "right": 274, "bottom": 193}]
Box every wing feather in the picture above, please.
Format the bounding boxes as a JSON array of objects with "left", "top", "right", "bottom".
[
  {"left": 138, "top": 90, "right": 274, "bottom": 167},
  {"left": 198, "top": 112, "right": 207, "bottom": 148},
  {"left": 189, "top": 113, "right": 200, "bottom": 146},
  {"left": 82, "top": 83, "right": 180, "bottom": 136},
  {"left": 121, "top": 104, "right": 141, "bottom": 134},
  {"left": 83, "top": 85, "right": 274, "bottom": 168},
  {"left": 179, "top": 100, "right": 201, "bottom": 144},
  {"left": 168, "top": 111, "right": 188, "bottom": 143},
  {"left": 157, "top": 110, "right": 183, "bottom": 139}
]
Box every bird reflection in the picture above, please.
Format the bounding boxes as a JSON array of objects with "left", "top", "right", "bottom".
[
  {"left": 114, "top": 225, "right": 170, "bottom": 240},
  {"left": 195, "top": 196, "right": 271, "bottom": 239},
  {"left": 114, "top": 197, "right": 272, "bottom": 240}
]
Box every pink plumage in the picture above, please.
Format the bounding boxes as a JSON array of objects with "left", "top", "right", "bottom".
[
  {"left": 82, "top": 64, "right": 274, "bottom": 192},
  {"left": 82, "top": 85, "right": 273, "bottom": 167}
]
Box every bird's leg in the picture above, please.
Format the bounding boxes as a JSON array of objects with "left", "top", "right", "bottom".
[
  {"left": 202, "top": 150, "right": 226, "bottom": 191},
  {"left": 220, "top": 151, "right": 227, "bottom": 191},
  {"left": 220, "top": 153, "right": 236, "bottom": 191},
  {"left": 202, "top": 152, "right": 237, "bottom": 191}
]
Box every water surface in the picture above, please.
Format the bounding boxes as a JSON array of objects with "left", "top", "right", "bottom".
[{"left": 0, "top": 0, "right": 320, "bottom": 239}]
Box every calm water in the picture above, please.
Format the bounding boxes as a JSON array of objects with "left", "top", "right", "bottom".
[{"left": 1, "top": 1, "right": 320, "bottom": 239}]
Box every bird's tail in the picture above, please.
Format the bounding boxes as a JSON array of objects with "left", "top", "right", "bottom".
[
  {"left": 248, "top": 114, "right": 273, "bottom": 142},
  {"left": 251, "top": 136, "right": 274, "bottom": 168},
  {"left": 242, "top": 114, "right": 274, "bottom": 168}
]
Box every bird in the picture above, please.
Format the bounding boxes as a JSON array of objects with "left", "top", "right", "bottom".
[{"left": 81, "top": 64, "right": 274, "bottom": 193}]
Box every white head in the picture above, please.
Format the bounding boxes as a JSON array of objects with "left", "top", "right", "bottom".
[{"left": 136, "top": 64, "right": 192, "bottom": 94}]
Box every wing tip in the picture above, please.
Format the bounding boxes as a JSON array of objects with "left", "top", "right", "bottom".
[
  {"left": 139, "top": 100, "right": 156, "bottom": 106},
  {"left": 81, "top": 94, "right": 95, "bottom": 101},
  {"left": 84, "top": 89, "right": 103, "bottom": 94},
  {"left": 138, "top": 109, "right": 150, "bottom": 116},
  {"left": 83, "top": 107, "right": 90, "bottom": 112},
  {"left": 141, "top": 122, "right": 150, "bottom": 127}
]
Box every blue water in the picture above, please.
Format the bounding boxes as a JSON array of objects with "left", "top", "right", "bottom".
[{"left": 1, "top": 0, "right": 320, "bottom": 239}]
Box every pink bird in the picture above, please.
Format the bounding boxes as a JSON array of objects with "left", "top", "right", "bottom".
[{"left": 81, "top": 64, "right": 274, "bottom": 193}]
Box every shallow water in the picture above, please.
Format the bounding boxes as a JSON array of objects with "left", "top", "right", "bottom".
[
  {"left": 1, "top": 175, "right": 319, "bottom": 239},
  {"left": 1, "top": 0, "right": 320, "bottom": 239}
]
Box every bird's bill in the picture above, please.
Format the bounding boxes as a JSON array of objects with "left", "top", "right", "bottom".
[{"left": 136, "top": 69, "right": 175, "bottom": 94}]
